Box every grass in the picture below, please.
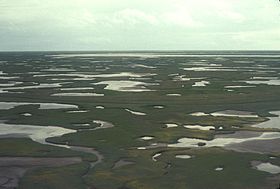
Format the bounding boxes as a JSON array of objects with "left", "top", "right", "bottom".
[
  {"left": 0, "top": 138, "right": 97, "bottom": 161},
  {"left": 0, "top": 52, "right": 280, "bottom": 189},
  {"left": 19, "top": 162, "right": 89, "bottom": 189}
]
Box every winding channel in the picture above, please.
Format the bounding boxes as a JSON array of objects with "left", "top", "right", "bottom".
[{"left": 0, "top": 121, "right": 109, "bottom": 168}]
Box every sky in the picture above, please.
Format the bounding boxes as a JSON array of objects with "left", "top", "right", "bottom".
[{"left": 0, "top": 0, "right": 280, "bottom": 51}]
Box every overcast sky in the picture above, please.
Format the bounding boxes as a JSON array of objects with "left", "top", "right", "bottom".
[{"left": 0, "top": 0, "right": 280, "bottom": 51}]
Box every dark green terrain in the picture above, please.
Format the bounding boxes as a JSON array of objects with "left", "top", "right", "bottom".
[{"left": 0, "top": 51, "right": 280, "bottom": 189}]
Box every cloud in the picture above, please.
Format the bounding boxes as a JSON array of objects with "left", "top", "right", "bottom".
[
  {"left": 163, "top": 9, "right": 203, "bottom": 27},
  {"left": 220, "top": 11, "right": 245, "bottom": 23},
  {"left": 0, "top": 0, "right": 279, "bottom": 50},
  {"left": 112, "top": 9, "right": 158, "bottom": 25},
  {"left": 232, "top": 29, "right": 280, "bottom": 43}
]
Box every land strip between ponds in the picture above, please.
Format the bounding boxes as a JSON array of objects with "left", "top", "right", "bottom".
[
  {"left": 1, "top": 102, "right": 280, "bottom": 188},
  {"left": 136, "top": 112, "right": 280, "bottom": 154},
  {"left": 0, "top": 121, "right": 107, "bottom": 170},
  {"left": 2, "top": 91, "right": 280, "bottom": 108}
]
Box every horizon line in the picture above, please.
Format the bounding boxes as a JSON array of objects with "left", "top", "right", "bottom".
[{"left": 1, "top": 50, "right": 280, "bottom": 53}]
